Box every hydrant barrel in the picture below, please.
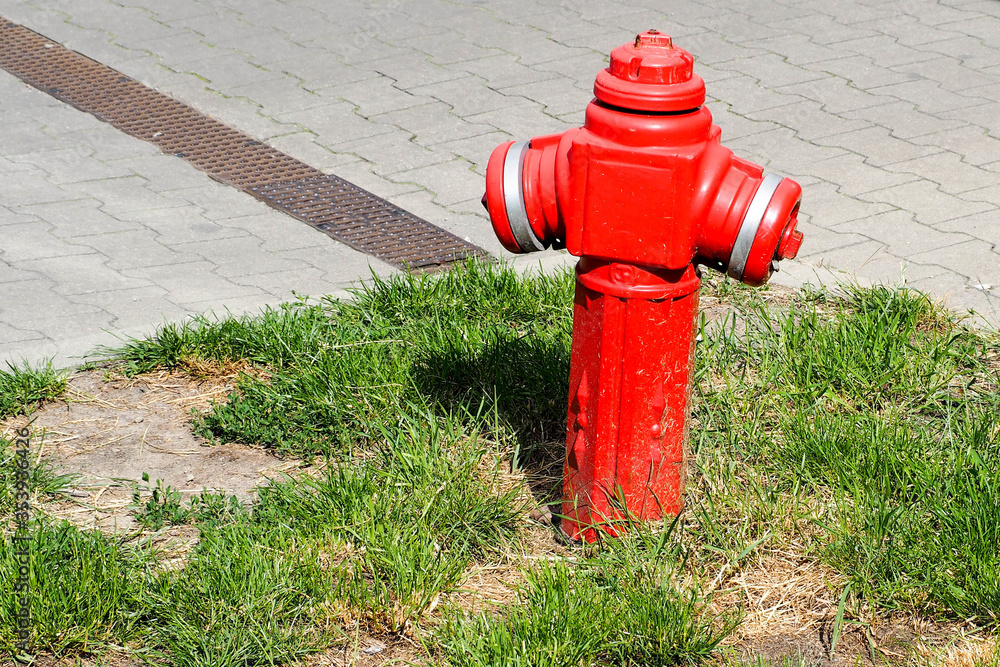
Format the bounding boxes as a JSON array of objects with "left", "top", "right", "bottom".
[
  {"left": 483, "top": 31, "right": 804, "bottom": 541},
  {"left": 563, "top": 259, "right": 700, "bottom": 541}
]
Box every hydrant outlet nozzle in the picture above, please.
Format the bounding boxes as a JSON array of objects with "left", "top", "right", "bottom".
[{"left": 484, "top": 140, "right": 545, "bottom": 253}]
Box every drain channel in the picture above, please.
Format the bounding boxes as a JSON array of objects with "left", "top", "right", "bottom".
[{"left": 0, "top": 17, "right": 485, "bottom": 270}]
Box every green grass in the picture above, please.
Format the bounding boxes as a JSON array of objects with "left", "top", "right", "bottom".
[
  {"left": 4, "top": 261, "right": 1000, "bottom": 665},
  {"left": 0, "top": 361, "right": 67, "bottom": 419},
  {"left": 110, "top": 261, "right": 574, "bottom": 462},
  {"left": 0, "top": 520, "right": 156, "bottom": 654},
  {"left": 0, "top": 434, "right": 78, "bottom": 516},
  {"left": 433, "top": 529, "right": 736, "bottom": 667},
  {"left": 692, "top": 280, "right": 1000, "bottom": 625}
]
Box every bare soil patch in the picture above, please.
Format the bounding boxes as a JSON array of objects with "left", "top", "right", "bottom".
[{"left": 2, "top": 363, "right": 300, "bottom": 535}]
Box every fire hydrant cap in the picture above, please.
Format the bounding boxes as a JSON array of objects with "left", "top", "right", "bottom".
[{"left": 594, "top": 30, "right": 706, "bottom": 113}]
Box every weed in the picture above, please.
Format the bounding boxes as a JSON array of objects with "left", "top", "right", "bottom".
[{"left": 131, "top": 473, "right": 191, "bottom": 531}]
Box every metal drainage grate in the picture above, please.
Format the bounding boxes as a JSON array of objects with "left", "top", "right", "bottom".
[{"left": 0, "top": 17, "right": 485, "bottom": 270}]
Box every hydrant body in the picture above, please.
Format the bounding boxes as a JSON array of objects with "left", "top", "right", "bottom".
[{"left": 483, "top": 32, "right": 804, "bottom": 542}]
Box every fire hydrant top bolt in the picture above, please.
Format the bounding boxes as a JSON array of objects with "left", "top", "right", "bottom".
[{"left": 594, "top": 29, "right": 706, "bottom": 112}]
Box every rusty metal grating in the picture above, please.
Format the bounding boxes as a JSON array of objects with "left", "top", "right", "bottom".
[{"left": 0, "top": 17, "right": 485, "bottom": 270}]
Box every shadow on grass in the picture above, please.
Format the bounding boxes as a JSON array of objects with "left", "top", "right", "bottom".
[{"left": 411, "top": 333, "right": 571, "bottom": 504}]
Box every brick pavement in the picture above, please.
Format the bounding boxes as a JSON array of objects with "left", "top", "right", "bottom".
[{"left": 1, "top": 0, "right": 999, "bottom": 369}]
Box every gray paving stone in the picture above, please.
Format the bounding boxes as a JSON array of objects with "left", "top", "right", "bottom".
[
  {"left": 66, "top": 229, "right": 200, "bottom": 270},
  {"left": 223, "top": 77, "right": 327, "bottom": 117},
  {"left": 958, "top": 183, "right": 1000, "bottom": 206},
  {"left": 744, "top": 100, "right": 872, "bottom": 140},
  {"left": 768, "top": 12, "right": 878, "bottom": 45},
  {"left": 276, "top": 100, "right": 397, "bottom": 144},
  {"left": 121, "top": 260, "right": 266, "bottom": 305},
  {"left": 833, "top": 209, "right": 974, "bottom": 257},
  {"left": 786, "top": 225, "right": 871, "bottom": 257},
  {"left": 274, "top": 246, "right": 395, "bottom": 286},
  {"left": 935, "top": 209, "right": 1000, "bottom": 245},
  {"left": 61, "top": 177, "right": 187, "bottom": 216},
  {"left": 938, "top": 101, "right": 1000, "bottom": 139},
  {"left": 324, "top": 76, "right": 427, "bottom": 118},
  {"left": 0, "top": 259, "right": 44, "bottom": 284},
  {"left": 505, "top": 77, "right": 594, "bottom": 117},
  {"left": 385, "top": 159, "right": 484, "bottom": 209},
  {"left": 161, "top": 184, "right": 271, "bottom": 221},
  {"left": 169, "top": 236, "right": 311, "bottom": 277},
  {"left": 20, "top": 199, "right": 141, "bottom": 237},
  {"left": 853, "top": 15, "right": 964, "bottom": 47},
  {"left": 800, "top": 180, "right": 894, "bottom": 228},
  {"left": 168, "top": 10, "right": 272, "bottom": 44},
  {"left": 804, "top": 55, "right": 913, "bottom": 91},
  {"left": 707, "top": 75, "right": 805, "bottom": 114},
  {"left": 373, "top": 102, "right": 495, "bottom": 148},
  {"left": 264, "top": 132, "right": 362, "bottom": 173},
  {"left": 0, "top": 206, "right": 42, "bottom": 227},
  {"left": 816, "top": 125, "right": 944, "bottom": 167},
  {"left": 777, "top": 77, "right": 893, "bottom": 115},
  {"left": 401, "top": 33, "right": 504, "bottom": 67},
  {"left": 325, "top": 161, "right": 423, "bottom": 199},
  {"left": 74, "top": 285, "right": 191, "bottom": 330},
  {"left": 19, "top": 253, "right": 153, "bottom": 296},
  {"left": 4, "top": 0, "right": 1000, "bottom": 361},
  {"left": 0, "top": 321, "right": 46, "bottom": 346},
  {"left": 924, "top": 35, "right": 1000, "bottom": 70},
  {"left": 409, "top": 76, "right": 523, "bottom": 118},
  {"left": 364, "top": 53, "right": 466, "bottom": 92},
  {"left": 0, "top": 280, "right": 106, "bottom": 328},
  {"left": 331, "top": 130, "right": 448, "bottom": 177},
  {"left": 864, "top": 178, "right": 996, "bottom": 224},
  {"left": 432, "top": 131, "right": 515, "bottom": 175},
  {"left": 937, "top": 15, "right": 1000, "bottom": 48},
  {"left": 721, "top": 53, "right": 828, "bottom": 88},
  {"left": 2, "top": 166, "right": 86, "bottom": 206},
  {"left": 742, "top": 33, "right": 853, "bottom": 66},
  {"left": 886, "top": 151, "right": 998, "bottom": 194},
  {"left": 463, "top": 102, "right": 573, "bottom": 141},
  {"left": 909, "top": 240, "right": 1000, "bottom": 287},
  {"left": 0, "top": 121, "right": 70, "bottom": 155},
  {"left": 842, "top": 100, "right": 965, "bottom": 139},
  {"left": 723, "top": 128, "right": 849, "bottom": 179},
  {"left": 838, "top": 35, "right": 943, "bottom": 68},
  {"left": 805, "top": 152, "right": 921, "bottom": 197},
  {"left": 665, "top": 31, "right": 767, "bottom": 67},
  {"left": 266, "top": 52, "right": 376, "bottom": 91},
  {"left": 679, "top": 10, "right": 787, "bottom": 42},
  {"left": 0, "top": 220, "right": 95, "bottom": 262},
  {"left": 870, "top": 78, "right": 993, "bottom": 115},
  {"left": 8, "top": 148, "right": 135, "bottom": 184},
  {"left": 705, "top": 105, "right": 780, "bottom": 142},
  {"left": 213, "top": 213, "right": 324, "bottom": 252},
  {"left": 230, "top": 265, "right": 343, "bottom": 299},
  {"left": 893, "top": 55, "right": 996, "bottom": 91}
]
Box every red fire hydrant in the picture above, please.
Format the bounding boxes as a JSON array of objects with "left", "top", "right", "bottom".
[{"left": 483, "top": 31, "right": 803, "bottom": 542}]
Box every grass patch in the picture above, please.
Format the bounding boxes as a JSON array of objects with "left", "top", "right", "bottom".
[{"left": 0, "top": 361, "right": 67, "bottom": 419}]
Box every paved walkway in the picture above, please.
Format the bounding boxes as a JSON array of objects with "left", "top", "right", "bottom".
[{"left": 1, "top": 0, "right": 999, "bottom": 369}]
